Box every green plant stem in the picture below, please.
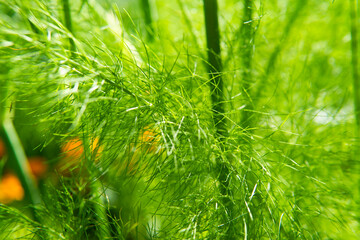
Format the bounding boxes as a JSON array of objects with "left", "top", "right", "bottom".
[
  {"left": 62, "top": 0, "right": 75, "bottom": 52},
  {"left": 241, "top": 0, "right": 254, "bottom": 129},
  {"left": 0, "top": 85, "right": 41, "bottom": 209},
  {"left": 350, "top": 1, "right": 360, "bottom": 218},
  {"left": 92, "top": 181, "right": 111, "bottom": 239},
  {"left": 240, "top": 1, "right": 262, "bottom": 236},
  {"left": 0, "top": 120, "right": 41, "bottom": 205},
  {"left": 82, "top": 137, "right": 111, "bottom": 239},
  {"left": 203, "top": 0, "right": 226, "bottom": 137},
  {"left": 140, "top": 0, "right": 154, "bottom": 41},
  {"left": 203, "top": 0, "right": 232, "bottom": 237},
  {"left": 350, "top": 0, "right": 360, "bottom": 139}
]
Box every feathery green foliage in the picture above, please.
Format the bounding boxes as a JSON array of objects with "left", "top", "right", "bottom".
[{"left": 0, "top": 0, "right": 358, "bottom": 239}]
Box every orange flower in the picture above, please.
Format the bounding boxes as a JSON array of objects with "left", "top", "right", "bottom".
[
  {"left": 61, "top": 137, "right": 84, "bottom": 159},
  {"left": 28, "top": 156, "right": 48, "bottom": 179},
  {"left": 57, "top": 137, "right": 101, "bottom": 175},
  {"left": 117, "top": 127, "right": 160, "bottom": 176},
  {"left": 140, "top": 127, "right": 160, "bottom": 153},
  {"left": 0, "top": 173, "right": 24, "bottom": 204},
  {"left": 0, "top": 156, "right": 48, "bottom": 204}
]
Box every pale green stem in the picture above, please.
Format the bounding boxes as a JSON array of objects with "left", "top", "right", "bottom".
[
  {"left": 140, "top": 0, "right": 154, "bottom": 41},
  {"left": 350, "top": 0, "right": 360, "bottom": 140}
]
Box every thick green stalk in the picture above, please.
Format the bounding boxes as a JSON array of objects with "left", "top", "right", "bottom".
[
  {"left": 140, "top": 0, "right": 154, "bottom": 41},
  {"left": 203, "top": 0, "right": 226, "bottom": 137},
  {"left": 0, "top": 85, "right": 41, "bottom": 208},
  {"left": 0, "top": 124, "right": 47, "bottom": 238},
  {"left": 0, "top": 90, "right": 41, "bottom": 215},
  {"left": 350, "top": 0, "right": 360, "bottom": 139},
  {"left": 350, "top": 0, "right": 360, "bottom": 233},
  {"left": 92, "top": 181, "right": 111, "bottom": 239},
  {"left": 240, "top": 2, "right": 266, "bottom": 238},
  {"left": 80, "top": 134, "right": 111, "bottom": 239},
  {"left": 241, "top": 0, "right": 254, "bottom": 129},
  {"left": 1, "top": 79, "right": 46, "bottom": 238},
  {"left": 203, "top": 0, "right": 232, "bottom": 237},
  {"left": 0, "top": 120, "right": 41, "bottom": 206},
  {"left": 62, "top": 0, "right": 75, "bottom": 52}
]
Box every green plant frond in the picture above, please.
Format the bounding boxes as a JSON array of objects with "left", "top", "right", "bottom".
[{"left": 0, "top": 0, "right": 358, "bottom": 239}]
